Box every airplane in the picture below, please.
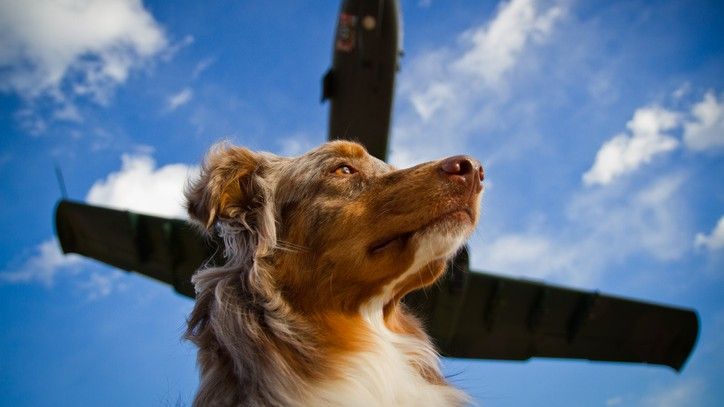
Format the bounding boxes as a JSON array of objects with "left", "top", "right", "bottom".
[{"left": 54, "top": 0, "right": 698, "bottom": 372}]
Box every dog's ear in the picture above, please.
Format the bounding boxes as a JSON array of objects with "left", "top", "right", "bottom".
[{"left": 185, "top": 144, "right": 263, "bottom": 230}]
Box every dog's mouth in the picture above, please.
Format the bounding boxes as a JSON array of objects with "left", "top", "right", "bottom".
[{"left": 368, "top": 208, "right": 474, "bottom": 255}]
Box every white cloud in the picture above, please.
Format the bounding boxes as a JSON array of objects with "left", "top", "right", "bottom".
[
  {"left": 52, "top": 100, "right": 83, "bottom": 122},
  {"left": 192, "top": 57, "right": 215, "bottom": 79},
  {"left": 161, "top": 34, "right": 194, "bottom": 61},
  {"left": 683, "top": 91, "right": 724, "bottom": 151},
  {"left": 672, "top": 82, "right": 691, "bottom": 100},
  {"left": 571, "top": 172, "right": 691, "bottom": 265},
  {"left": 78, "top": 271, "right": 125, "bottom": 300},
  {"left": 641, "top": 378, "right": 704, "bottom": 407},
  {"left": 0, "top": 238, "right": 126, "bottom": 299},
  {"left": 86, "top": 153, "right": 198, "bottom": 218},
  {"left": 583, "top": 106, "right": 680, "bottom": 186},
  {"left": 695, "top": 216, "right": 724, "bottom": 251},
  {"left": 166, "top": 87, "right": 193, "bottom": 111},
  {"left": 0, "top": 0, "right": 167, "bottom": 118},
  {"left": 584, "top": 91, "right": 724, "bottom": 186},
  {"left": 390, "top": 0, "right": 566, "bottom": 167},
  {"left": 0, "top": 239, "right": 81, "bottom": 286},
  {"left": 384, "top": 2, "right": 716, "bottom": 289},
  {"left": 473, "top": 172, "right": 691, "bottom": 285},
  {"left": 605, "top": 396, "right": 623, "bottom": 406},
  {"left": 626, "top": 173, "right": 691, "bottom": 260},
  {"left": 477, "top": 233, "right": 580, "bottom": 282},
  {"left": 409, "top": 82, "right": 455, "bottom": 121},
  {"left": 452, "top": 0, "right": 565, "bottom": 87}
]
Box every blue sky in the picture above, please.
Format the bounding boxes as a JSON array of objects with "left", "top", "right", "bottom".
[{"left": 1, "top": 0, "right": 723, "bottom": 405}]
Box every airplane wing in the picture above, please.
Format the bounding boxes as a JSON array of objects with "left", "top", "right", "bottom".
[
  {"left": 404, "top": 249, "right": 699, "bottom": 372},
  {"left": 55, "top": 199, "right": 222, "bottom": 298},
  {"left": 55, "top": 199, "right": 698, "bottom": 371}
]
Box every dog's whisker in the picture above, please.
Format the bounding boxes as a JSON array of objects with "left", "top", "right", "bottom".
[{"left": 275, "top": 239, "right": 309, "bottom": 253}]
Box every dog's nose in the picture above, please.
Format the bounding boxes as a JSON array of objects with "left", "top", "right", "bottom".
[{"left": 441, "top": 155, "right": 484, "bottom": 192}]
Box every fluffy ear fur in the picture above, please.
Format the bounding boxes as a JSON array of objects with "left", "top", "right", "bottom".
[{"left": 185, "top": 143, "right": 262, "bottom": 231}]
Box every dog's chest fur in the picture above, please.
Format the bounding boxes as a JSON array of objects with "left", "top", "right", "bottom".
[{"left": 306, "top": 307, "right": 468, "bottom": 407}]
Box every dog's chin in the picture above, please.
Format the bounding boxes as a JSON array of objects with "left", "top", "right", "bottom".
[
  {"left": 411, "top": 209, "right": 474, "bottom": 260},
  {"left": 368, "top": 208, "right": 475, "bottom": 261},
  {"left": 361, "top": 210, "right": 474, "bottom": 308}
]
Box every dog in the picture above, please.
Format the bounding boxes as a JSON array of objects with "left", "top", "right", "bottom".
[{"left": 184, "top": 140, "right": 483, "bottom": 406}]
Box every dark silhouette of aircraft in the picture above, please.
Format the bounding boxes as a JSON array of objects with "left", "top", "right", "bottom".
[{"left": 55, "top": 0, "right": 698, "bottom": 372}]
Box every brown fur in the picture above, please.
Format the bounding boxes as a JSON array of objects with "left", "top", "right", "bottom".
[{"left": 184, "top": 140, "right": 483, "bottom": 406}]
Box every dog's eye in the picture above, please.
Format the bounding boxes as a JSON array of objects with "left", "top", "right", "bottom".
[{"left": 333, "top": 164, "right": 357, "bottom": 176}]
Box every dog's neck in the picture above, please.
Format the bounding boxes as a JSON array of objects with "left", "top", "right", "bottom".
[{"left": 188, "top": 266, "right": 468, "bottom": 406}]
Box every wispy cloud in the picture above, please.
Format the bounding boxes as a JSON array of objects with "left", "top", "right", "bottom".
[
  {"left": 695, "top": 215, "right": 724, "bottom": 252},
  {"left": 0, "top": 239, "right": 81, "bottom": 286},
  {"left": 584, "top": 91, "right": 724, "bottom": 186},
  {"left": 583, "top": 106, "right": 680, "bottom": 186},
  {"left": 472, "top": 172, "right": 691, "bottom": 286},
  {"left": 0, "top": 0, "right": 167, "bottom": 126},
  {"left": 605, "top": 396, "right": 623, "bottom": 406},
  {"left": 166, "top": 87, "right": 193, "bottom": 111},
  {"left": 162, "top": 34, "right": 194, "bottom": 61},
  {"left": 0, "top": 237, "right": 127, "bottom": 300},
  {"left": 391, "top": 0, "right": 567, "bottom": 168},
  {"left": 451, "top": 0, "right": 564, "bottom": 88},
  {"left": 641, "top": 378, "right": 705, "bottom": 407},
  {"left": 683, "top": 91, "right": 724, "bottom": 151},
  {"left": 77, "top": 271, "right": 125, "bottom": 301},
  {"left": 386, "top": 0, "right": 719, "bottom": 290},
  {"left": 476, "top": 233, "right": 577, "bottom": 282},
  {"left": 86, "top": 153, "right": 198, "bottom": 218},
  {"left": 192, "top": 57, "right": 215, "bottom": 80},
  {"left": 469, "top": 90, "right": 722, "bottom": 285}
]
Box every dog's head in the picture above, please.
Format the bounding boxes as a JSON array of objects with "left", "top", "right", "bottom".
[{"left": 186, "top": 140, "right": 483, "bottom": 314}]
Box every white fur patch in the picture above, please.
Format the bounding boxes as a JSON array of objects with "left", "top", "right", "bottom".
[{"left": 308, "top": 304, "right": 468, "bottom": 407}]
